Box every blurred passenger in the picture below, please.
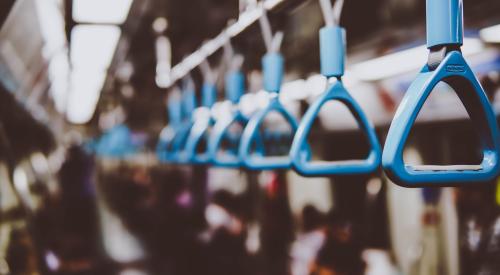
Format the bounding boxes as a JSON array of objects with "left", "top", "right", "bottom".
[
  {"left": 290, "top": 205, "right": 327, "bottom": 275},
  {"left": 49, "top": 145, "right": 101, "bottom": 275},
  {"left": 203, "top": 190, "right": 251, "bottom": 275},
  {"left": 99, "top": 165, "right": 206, "bottom": 275},
  {"left": 312, "top": 211, "right": 365, "bottom": 275}
]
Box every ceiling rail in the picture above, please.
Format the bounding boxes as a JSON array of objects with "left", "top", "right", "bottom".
[{"left": 160, "top": 0, "right": 285, "bottom": 88}]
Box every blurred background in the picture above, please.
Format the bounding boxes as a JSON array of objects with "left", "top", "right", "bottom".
[{"left": 0, "top": 0, "right": 500, "bottom": 274}]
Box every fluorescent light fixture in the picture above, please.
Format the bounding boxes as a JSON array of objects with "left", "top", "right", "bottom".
[
  {"left": 71, "top": 25, "right": 121, "bottom": 70},
  {"left": 72, "top": 0, "right": 133, "bottom": 24},
  {"left": 34, "top": 0, "right": 67, "bottom": 57},
  {"left": 13, "top": 167, "right": 29, "bottom": 193},
  {"left": 66, "top": 69, "right": 107, "bottom": 124},
  {"left": 350, "top": 38, "right": 484, "bottom": 81},
  {"left": 48, "top": 52, "right": 70, "bottom": 112},
  {"left": 480, "top": 24, "right": 500, "bottom": 43}
]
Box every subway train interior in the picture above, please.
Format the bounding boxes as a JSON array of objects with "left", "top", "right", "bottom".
[{"left": 1, "top": 0, "right": 500, "bottom": 274}]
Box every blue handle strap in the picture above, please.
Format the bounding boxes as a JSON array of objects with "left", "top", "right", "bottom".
[
  {"left": 165, "top": 89, "right": 197, "bottom": 164},
  {"left": 382, "top": 51, "right": 500, "bottom": 187},
  {"left": 225, "top": 72, "right": 245, "bottom": 104},
  {"left": 182, "top": 88, "right": 197, "bottom": 121},
  {"left": 289, "top": 25, "right": 381, "bottom": 176},
  {"left": 184, "top": 117, "right": 214, "bottom": 165},
  {"left": 156, "top": 125, "right": 177, "bottom": 162},
  {"left": 290, "top": 81, "right": 381, "bottom": 176},
  {"left": 169, "top": 122, "right": 193, "bottom": 164},
  {"left": 208, "top": 112, "right": 248, "bottom": 168},
  {"left": 185, "top": 126, "right": 211, "bottom": 164},
  {"left": 157, "top": 95, "right": 183, "bottom": 162},
  {"left": 207, "top": 70, "right": 247, "bottom": 167},
  {"left": 202, "top": 83, "right": 217, "bottom": 107},
  {"left": 168, "top": 96, "right": 183, "bottom": 128},
  {"left": 320, "top": 26, "right": 345, "bottom": 78},
  {"left": 237, "top": 51, "right": 298, "bottom": 170},
  {"left": 182, "top": 82, "right": 218, "bottom": 164},
  {"left": 262, "top": 53, "right": 284, "bottom": 93},
  {"left": 426, "top": 0, "right": 463, "bottom": 48},
  {"left": 239, "top": 96, "right": 306, "bottom": 170}
]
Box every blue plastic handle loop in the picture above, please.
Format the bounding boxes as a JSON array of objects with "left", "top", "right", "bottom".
[
  {"left": 262, "top": 53, "right": 284, "bottom": 93},
  {"left": 290, "top": 80, "right": 382, "bottom": 176},
  {"left": 182, "top": 82, "right": 218, "bottom": 164},
  {"left": 426, "top": 0, "right": 463, "bottom": 48},
  {"left": 184, "top": 119, "right": 213, "bottom": 165},
  {"left": 170, "top": 122, "right": 194, "bottom": 164},
  {"left": 157, "top": 95, "right": 184, "bottom": 162},
  {"left": 382, "top": 51, "right": 500, "bottom": 187},
  {"left": 202, "top": 83, "right": 217, "bottom": 108},
  {"left": 156, "top": 126, "right": 177, "bottom": 162},
  {"left": 225, "top": 71, "right": 245, "bottom": 104},
  {"left": 96, "top": 125, "right": 137, "bottom": 158},
  {"left": 208, "top": 71, "right": 248, "bottom": 167},
  {"left": 209, "top": 112, "right": 249, "bottom": 168},
  {"left": 239, "top": 95, "right": 304, "bottom": 170},
  {"left": 159, "top": 88, "right": 197, "bottom": 164},
  {"left": 320, "top": 26, "right": 345, "bottom": 78}
]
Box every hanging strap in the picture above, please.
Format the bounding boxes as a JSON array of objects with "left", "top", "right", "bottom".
[
  {"left": 200, "top": 60, "right": 218, "bottom": 108},
  {"left": 426, "top": 0, "right": 463, "bottom": 48},
  {"left": 259, "top": 8, "right": 285, "bottom": 93},
  {"left": 290, "top": 0, "right": 381, "bottom": 176},
  {"left": 382, "top": 0, "right": 500, "bottom": 186}
]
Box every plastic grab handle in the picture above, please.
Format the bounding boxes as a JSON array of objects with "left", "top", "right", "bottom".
[
  {"left": 208, "top": 112, "right": 248, "bottom": 168},
  {"left": 382, "top": 51, "right": 500, "bottom": 187},
  {"left": 262, "top": 53, "right": 284, "bottom": 93},
  {"left": 167, "top": 89, "right": 197, "bottom": 164},
  {"left": 157, "top": 95, "right": 183, "bottom": 162},
  {"left": 239, "top": 95, "right": 303, "bottom": 170},
  {"left": 182, "top": 88, "right": 197, "bottom": 120},
  {"left": 168, "top": 95, "right": 183, "bottom": 127},
  {"left": 202, "top": 83, "right": 217, "bottom": 108},
  {"left": 156, "top": 125, "right": 177, "bottom": 162},
  {"left": 290, "top": 80, "right": 381, "bottom": 176},
  {"left": 184, "top": 120, "right": 213, "bottom": 164},
  {"left": 208, "top": 71, "right": 247, "bottom": 167},
  {"left": 183, "top": 83, "right": 218, "bottom": 164},
  {"left": 320, "top": 26, "right": 345, "bottom": 78},
  {"left": 169, "top": 122, "right": 193, "bottom": 164},
  {"left": 426, "top": 0, "right": 463, "bottom": 48},
  {"left": 225, "top": 72, "right": 245, "bottom": 104}
]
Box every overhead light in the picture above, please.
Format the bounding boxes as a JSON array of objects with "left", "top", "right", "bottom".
[
  {"left": 70, "top": 25, "right": 121, "bottom": 70},
  {"left": 350, "top": 38, "right": 484, "bottom": 81},
  {"left": 72, "top": 0, "right": 133, "bottom": 24},
  {"left": 34, "top": 0, "right": 67, "bottom": 57},
  {"left": 13, "top": 167, "right": 29, "bottom": 193},
  {"left": 48, "top": 52, "right": 70, "bottom": 112},
  {"left": 66, "top": 69, "right": 107, "bottom": 124},
  {"left": 480, "top": 24, "right": 500, "bottom": 43}
]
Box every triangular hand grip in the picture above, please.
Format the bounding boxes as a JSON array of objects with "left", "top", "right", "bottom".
[
  {"left": 185, "top": 118, "right": 214, "bottom": 165},
  {"left": 239, "top": 96, "right": 308, "bottom": 170},
  {"left": 382, "top": 51, "right": 500, "bottom": 187},
  {"left": 156, "top": 125, "right": 177, "bottom": 163},
  {"left": 168, "top": 122, "right": 193, "bottom": 164},
  {"left": 208, "top": 112, "right": 248, "bottom": 168},
  {"left": 290, "top": 80, "right": 381, "bottom": 176}
]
